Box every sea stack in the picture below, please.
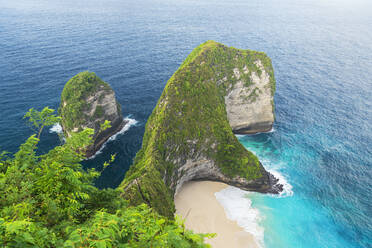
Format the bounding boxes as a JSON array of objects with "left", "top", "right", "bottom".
[
  {"left": 59, "top": 71, "right": 125, "bottom": 157},
  {"left": 120, "top": 41, "right": 282, "bottom": 218}
]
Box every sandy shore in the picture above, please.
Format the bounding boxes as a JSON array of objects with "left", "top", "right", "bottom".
[{"left": 174, "top": 181, "right": 259, "bottom": 248}]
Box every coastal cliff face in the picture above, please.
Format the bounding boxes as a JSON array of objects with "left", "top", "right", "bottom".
[
  {"left": 224, "top": 60, "right": 275, "bottom": 134},
  {"left": 120, "top": 41, "right": 281, "bottom": 218},
  {"left": 59, "top": 71, "right": 125, "bottom": 157}
]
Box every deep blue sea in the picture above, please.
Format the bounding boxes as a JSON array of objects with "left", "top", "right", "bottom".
[{"left": 0, "top": 0, "right": 371, "bottom": 247}]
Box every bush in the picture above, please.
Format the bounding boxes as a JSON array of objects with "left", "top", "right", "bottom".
[{"left": 0, "top": 108, "right": 211, "bottom": 247}]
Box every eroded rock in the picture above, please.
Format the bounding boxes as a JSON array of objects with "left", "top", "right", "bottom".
[
  {"left": 120, "top": 41, "right": 281, "bottom": 218},
  {"left": 59, "top": 71, "right": 125, "bottom": 157}
]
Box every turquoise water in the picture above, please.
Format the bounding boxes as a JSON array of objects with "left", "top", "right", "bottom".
[
  {"left": 238, "top": 125, "right": 371, "bottom": 247},
  {"left": 0, "top": 0, "right": 371, "bottom": 246}
]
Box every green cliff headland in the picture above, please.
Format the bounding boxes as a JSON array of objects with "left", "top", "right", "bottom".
[{"left": 120, "top": 41, "right": 282, "bottom": 218}]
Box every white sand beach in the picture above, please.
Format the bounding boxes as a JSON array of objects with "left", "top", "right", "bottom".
[{"left": 174, "top": 181, "right": 259, "bottom": 248}]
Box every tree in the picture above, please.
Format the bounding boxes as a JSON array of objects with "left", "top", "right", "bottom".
[
  {"left": 23, "top": 107, "right": 61, "bottom": 139},
  {"left": 0, "top": 107, "right": 212, "bottom": 247}
]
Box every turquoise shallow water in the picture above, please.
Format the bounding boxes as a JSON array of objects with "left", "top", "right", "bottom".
[
  {"left": 238, "top": 125, "right": 371, "bottom": 247},
  {"left": 0, "top": 0, "right": 371, "bottom": 246}
]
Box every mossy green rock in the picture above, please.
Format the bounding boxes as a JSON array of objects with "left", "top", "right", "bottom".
[
  {"left": 59, "top": 71, "right": 125, "bottom": 157},
  {"left": 120, "top": 41, "right": 281, "bottom": 218}
]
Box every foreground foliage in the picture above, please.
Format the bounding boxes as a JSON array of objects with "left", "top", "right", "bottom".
[{"left": 0, "top": 108, "right": 211, "bottom": 247}]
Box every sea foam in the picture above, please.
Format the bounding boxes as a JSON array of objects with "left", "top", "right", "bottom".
[
  {"left": 214, "top": 146, "right": 293, "bottom": 248},
  {"left": 259, "top": 157, "right": 293, "bottom": 198},
  {"left": 235, "top": 128, "right": 275, "bottom": 139},
  {"left": 268, "top": 169, "right": 293, "bottom": 197},
  {"left": 215, "top": 187, "right": 264, "bottom": 248},
  {"left": 247, "top": 151, "right": 294, "bottom": 198},
  {"left": 88, "top": 117, "right": 138, "bottom": 159},
  {"left": 49, "top": 123, "right": 63, "bottom": 134},
  {"left": 49, "top": 117, "right": 138, "bottom": 159}
]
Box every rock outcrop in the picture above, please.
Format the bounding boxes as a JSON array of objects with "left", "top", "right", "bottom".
[
  {"left": 120, "top": 41, "right": 282, "bottom": 218},
  {"left": 224, "top": 59, "right": 275, "bottom": 134},
  {"left": 59, "top": 71, "right": 125, "bottom": 157}
]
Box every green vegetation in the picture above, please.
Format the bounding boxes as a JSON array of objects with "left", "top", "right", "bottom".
[
  {"left": 94, "top": 105, "right": 104, "bottom": 119},
  {"left": 100, "top": 120, "right": 112, "bottom": 132},
  {"left": 59, "top": 71, "right": 111, "bottom": 133},
  {"left": 24, "top": 107, "right": 61, "bottom": 139},
  {"left": 245, "top": 87, "right": 261, "bottom": 102},
  {"left": 0, "top": 108, "right": 212, "bottom": 247},
  {"left": 121, "top": 41, "right": 273, "bottom": 217}
]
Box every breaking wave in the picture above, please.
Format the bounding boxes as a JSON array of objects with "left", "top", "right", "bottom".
[
  {"left": 215, "top": 186, "right": 265, "bottom": 248},
  {"left": 88, "top": 117, "right": 138, "bottom": 159}
]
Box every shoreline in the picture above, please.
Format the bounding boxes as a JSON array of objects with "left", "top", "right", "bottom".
[
  {"left": 174, "top": 181, "right": 259, "bottom": 248},
  {"left": 87, "top": 117, "right": 137, "bottom": 159}
]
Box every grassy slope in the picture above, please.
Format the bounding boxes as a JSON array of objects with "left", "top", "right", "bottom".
[
  {"left": 120, "top": 41, "right": 276, "bottom": 218},
  {"left": 59, "top": 71, "right": 111, "bottom": 133}
]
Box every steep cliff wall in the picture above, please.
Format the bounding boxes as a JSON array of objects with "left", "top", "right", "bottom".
[
  {"left": 120, "top": 41, "right": 281, "bottom": 218},
  {"left": 59, "top": 71, "right": 125, "bottom": 157},
  {"left": 224, "top": 59, "right": 275, "bottom": 134}
]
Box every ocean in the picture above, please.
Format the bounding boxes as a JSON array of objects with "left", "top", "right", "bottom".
[{"left": 0, "top": 0, "right": 371, "bottom": 247}]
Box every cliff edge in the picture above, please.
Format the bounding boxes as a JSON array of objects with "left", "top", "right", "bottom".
[
  {"left": 120, "top": 41, "right": 281, "bottom": 218},
  {"left": 59, "top": 71, "right": 125, "bottom": 157}
]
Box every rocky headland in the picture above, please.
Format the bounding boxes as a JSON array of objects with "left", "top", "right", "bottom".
[
  {"left": 59, "top": 71, "right": 126, "bottom": 157},
  {"left": 120, "top": 41, "right": 282, "bottom": 218}
]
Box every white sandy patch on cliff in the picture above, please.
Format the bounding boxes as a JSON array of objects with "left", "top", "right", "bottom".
[{"left": 175, "top": 181, "right": 260, "bottom": 248}]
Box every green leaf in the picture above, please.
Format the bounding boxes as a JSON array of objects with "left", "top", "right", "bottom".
[{"left": 100, "top": 120, "right": 112, "bottom": 132}]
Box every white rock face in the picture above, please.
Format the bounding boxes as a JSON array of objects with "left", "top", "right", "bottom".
[
  {"left": 224, "top": 60, "right": 274, "bottom": 134},
  {"left": 84, "top": 87, "right": 120, "bottom": 125},
  {"left": 61, "top": 83, "right": 124, "bottom": 157},
  {"left": 63, "top": 85, "right": 122, "bottom": 138}
]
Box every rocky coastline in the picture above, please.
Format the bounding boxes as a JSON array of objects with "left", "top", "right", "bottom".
[
  {"left": 57, "top": 42, "right": 282, "bottom": 219},
  {"left": 59, "top": 71, "right": 126, "bottom": 157},
  {"left": 86, "top": 117, "right": 127, "bottom": 158},
  {"left": 120, "top": 41, "right": 282, "bottom": 217}
]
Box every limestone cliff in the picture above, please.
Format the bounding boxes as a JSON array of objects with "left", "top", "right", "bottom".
[
  {"left": 120, "top": 41, "right": 281, "bottom": 218},
  {"left": 59, "top": 71, "right": 125, "bottom": 157},
  {"left": 225, "top": 59, "right": 275, "bottom": 134}
]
